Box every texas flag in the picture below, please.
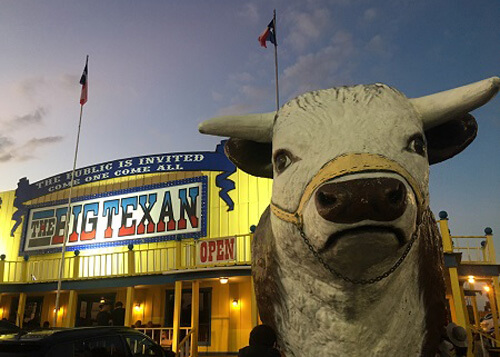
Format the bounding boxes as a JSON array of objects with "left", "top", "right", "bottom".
[
  {"left": 80, "top": 56, "right": 88, "bottom": 105},
  {"left": 258, "top": 19, "right": 277, "bottom": 48}
]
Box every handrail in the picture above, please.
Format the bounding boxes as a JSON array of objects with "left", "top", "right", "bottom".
[
  {"left": 468, "top": 324, "right": 500, "bottom": 349},
  {"left": 0, "top": 234, "right": 252, "bottom": 284},
  {"left": 178, "top": 327, "right": 196, "bottom": 357}
]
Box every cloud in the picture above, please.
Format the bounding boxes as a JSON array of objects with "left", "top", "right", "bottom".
[
  {"left": 285, "top": 8, "right": 332, "bottom": 52},
  {"left": 281, "top": 31, "right": 356, "bottom": 97},
  {"left": 215, "top": 103, "right": 257, "bottom": 117},
  {"left": 366, "top": 34, "right": 393, "bottom": 58},
  {"left": 363, "top": 8, "right": 378, "bottom": 21},
  {"left": 1, "top": 107, "right": 48, "bottom": 132},
  {"left": 237, "top": 3, "right": 259, "bottom": 23},
  {"left": 15, "top": 77, "right": 46, "bottom": 101},
  {"left": 0, "top": 136, "right": 63, "bottom": 163}
]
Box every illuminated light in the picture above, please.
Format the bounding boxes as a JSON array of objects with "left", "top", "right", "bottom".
[
  {"left": 232, "top": 299, "right": 239, "bottom": 307},
  {"left": 468, "top": 276, "right": 475, "bottom": 284},
  {"left": 134, "top": 304, "right": 142, "bottom": 312},
  {"left": 484, "top": 285, "right": 491, "bottom": 293},
  {"left": 219, "top": 277, "right": 229, "bottom": 284},
  {"left": 100, "top": 297, "right": 106, "bottom": 304}
]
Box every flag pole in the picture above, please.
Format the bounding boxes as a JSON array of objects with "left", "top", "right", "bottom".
[
  {"left": 273, "top": 9, "right": 280, "bottom": 111},
  {"left": 53, "top": 55, "right": 88, "bottom": 327}
]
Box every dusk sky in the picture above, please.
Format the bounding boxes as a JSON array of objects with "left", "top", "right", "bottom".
[{"left": 0, "top": 0, "right": 499, "bottom": 242}]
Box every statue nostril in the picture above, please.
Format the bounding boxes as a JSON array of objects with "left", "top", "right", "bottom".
[
  {"left": 317, "top": 191, "right": 337, "bottom": 207},
  {"left": 387, "top": 183, "right": 405, "bottom": 205}
]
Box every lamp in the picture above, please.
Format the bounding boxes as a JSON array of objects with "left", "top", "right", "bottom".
[
  {"left": 232, "top": 299, "right": 239, "bottom": 307},
  {"left": 484, "top": 285, "right": 491, "bottom": 293},
  {"left": 468, "top": 275, "right": 475, "bottom": 284},
  {"left": 134, "top": 303, "right": 142, "bottom": 312},
  {"left": 100, "top": 297, "right": 106, "bottom": 304},
  {"left": 219, "top": 277, "right": 229, "bottom": 284}
]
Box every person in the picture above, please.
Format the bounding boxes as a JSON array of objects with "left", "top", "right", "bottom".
[
  {"left": 111, "top": 301, "right": 125, "bottom": 326},
  {"left": 133, "top": 320, "right": 143, "bottom": 328},
  {"left": 446, "top": 322, "right": 468, "bottom": 357},
  {"left": 96, "top": 304, "right": 111, "bottom": 326},
  {"left": 238, "top": 325, "right": 281, "bottom": 357},
  {"left": 42, "top": 321, "right": 50, "bottom": 329}
]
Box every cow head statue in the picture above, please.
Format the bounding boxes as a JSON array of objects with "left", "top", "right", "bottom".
[{"left": 199, "top": 78, "right": 500, "bottom": 356}]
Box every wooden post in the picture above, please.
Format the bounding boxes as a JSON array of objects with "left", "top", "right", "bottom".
[
  {"left": 439, "top": 215, "right": 453, "bottom": 252},
  {"left": 175, "top": 242, "right": 183, "bottom": 269},
  {"left": 0, "top": 256, "right": 5, "bottom": 283},
  {"left": 21, "top": 258, "right": 29, "bottom": 283},
  {"left": 489, "top": 283, "right": 500, "bottom": 346},
  {"left": 65, "top": 290, "right": 78, "bottom": 327},
  {"left": 128, "top": 248, "right": 135, "bottom": 275},
  {"left": 251, "top": 277, "right": 259, "bottom": 327},
  {"left": 16, "top": 293, "right": 27, "bottom": 328},
  {"left": 449, "top": 270, "right": 468, "bottom": 327},
  {"left": 73, "top": 255, "right": 80, "bottom": 279},
  {"left": 124, "top": 286, "right": 135, "bottom": 327},
  {"left": 172, "top": 280, "right": 182, "bottom": 353},
  {"left": 191, "top": 280, "right": 199, "bottom": 357}
]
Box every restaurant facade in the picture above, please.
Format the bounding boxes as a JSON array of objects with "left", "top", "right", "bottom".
[{"left": 0, "top": 141, "right": 271, "bottom": 355}]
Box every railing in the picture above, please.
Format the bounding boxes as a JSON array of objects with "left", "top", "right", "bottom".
[
  {"left": 468, "top": 324, "right": 500, "bottom": 354},
  {"left": 451, "top": 234, "right": 494, "bottom": 263},
  {"left": 178, "top": 328, "right": 195, "bottom": 357},
  {"left": 135, "top": 327, "right": 191, "bottom": 349},
  {"left": 0, "top": 234, "right": 252, "bottom": 284}
]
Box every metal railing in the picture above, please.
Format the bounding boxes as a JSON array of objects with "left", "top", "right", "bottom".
[
  {"left": 135, "top": 327, "right": 191, "bottom": 349},
  {"left": 0, "top": 234, "right": 252, "bottom": 284},
  {"left": 451, "top": 235, "right": 494, "bottom": 263}
]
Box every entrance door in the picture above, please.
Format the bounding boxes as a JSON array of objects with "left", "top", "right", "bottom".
[{"left": 76, "top": 293, "right": 116, "bottom": 327}]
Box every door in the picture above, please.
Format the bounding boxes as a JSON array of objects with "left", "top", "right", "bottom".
[{"left": 76, "top": 293, "right": 116, "bottom": 327}]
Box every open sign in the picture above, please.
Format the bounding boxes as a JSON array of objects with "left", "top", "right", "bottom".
[{"left": 198, "top": 237, "right": 236, "bottom": 265}]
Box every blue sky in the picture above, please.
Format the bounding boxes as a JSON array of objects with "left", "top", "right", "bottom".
[{"left": 0, "top": 0, "right": 499, "bottom": 242}]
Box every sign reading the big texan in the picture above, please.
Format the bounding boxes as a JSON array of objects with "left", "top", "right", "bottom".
[
  {"left": 11, "top": 141, "right": 236, "bottom": 251},
  {"left": 22, "top": 177, "right": 207, "bottom": 254}
]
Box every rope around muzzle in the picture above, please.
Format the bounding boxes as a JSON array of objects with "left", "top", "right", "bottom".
[{"left": 270, "top": 152, "right": 426, "bottom": 285}]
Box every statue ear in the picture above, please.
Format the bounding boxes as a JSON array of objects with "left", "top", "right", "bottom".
[
  {"left": 224, "top": 138, "right": 273, "bottom": 178},
  {"left": 425, "top": 114, "right": 477, "bottom": 165}
]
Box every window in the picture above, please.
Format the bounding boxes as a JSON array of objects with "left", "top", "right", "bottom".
[{"left": 124, "top": 335, "right": 163, "bottom": 356}]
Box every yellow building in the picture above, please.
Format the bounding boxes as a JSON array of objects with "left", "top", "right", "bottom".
[{"left": 0, "top": 141, "right": 271, "bottom": 356}]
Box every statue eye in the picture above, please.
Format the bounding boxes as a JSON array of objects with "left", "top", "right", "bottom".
[
  {"left": 406, "top": 134, "right": 427, "bottom": 156},
  {"left": 273, "top": 149, "right": 294, "bottom": 174}
]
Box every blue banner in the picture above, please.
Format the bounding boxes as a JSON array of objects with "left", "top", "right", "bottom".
[{"left": 11, "top": 141, "right": 236, "bottom": 237}]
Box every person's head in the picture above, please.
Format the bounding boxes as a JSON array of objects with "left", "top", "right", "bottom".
[
  {"left": 249, "top": 325, "right": 277, "bottom": 347},
  {"left": 134, "top": 320, "right": 142, "bottom": 327},
  {"left": 146, "top": 321, "right": 153, "bottom": 327},
  {"left": 42, "top": 321, "right": 50, "bottom": 328},
  {"left": 115, "top": 301, "right": 123, "bottom": 308},
  {"left": 99, "top": 304, "right": 104, "bottom": 310}
]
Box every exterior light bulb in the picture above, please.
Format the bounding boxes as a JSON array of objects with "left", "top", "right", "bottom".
[
  {"left": 232, "top": 299, "right": 239, "bottom": 307},
  {"left": 484, "top": 285, "right": 491, "bottom": 293},
  {"left": 134, "top": 304, "right": 141, "bottom": 311},
  {"left": 219, "top": 277, "right": 229, "bottom": 284},
  {"left": 468, "top": 276, "right": 475, "bottom": 284}
]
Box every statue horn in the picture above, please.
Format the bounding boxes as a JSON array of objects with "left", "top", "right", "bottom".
[
  {"left": 198, "top": 112, "right": 275, "bottom": 143},
  {"left": 410, "top": 77, "right": 500, "bottom": 130}
]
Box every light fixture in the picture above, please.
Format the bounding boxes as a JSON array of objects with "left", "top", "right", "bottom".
[
  {"left": 484, "top": 285, "right": 491, "bottom": 293},
  {"left": 232, "top": 299, "right": 239, "bottom": 307},
  {"left": 134, "top": 304, "right": 142, "bottom": 312},
  {"left": 100, "top": 297, "right": 106, "bottom": 304},
  {"left": 468, "top": 275, "right": 475, "bottom": 284},
  {"left": 219, "top": 277, "right": 229, "bottom": 284}
]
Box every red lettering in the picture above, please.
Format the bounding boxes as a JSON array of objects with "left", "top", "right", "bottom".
[
  {"left": 208, "top": 241, "right": 216, "bottom": 262},
  {"left": 217, "top": 240, "right": 224, "bottom": 261},
  {"left": 200, "top": 242, "right": 207, "bottom": 263},
  {"left": 225, "top": 238, "right": 235, "bottom": 260}
]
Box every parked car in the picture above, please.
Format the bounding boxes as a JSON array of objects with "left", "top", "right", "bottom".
[{"left": 0, "top": 326, "right": 170, "bottom": 357}]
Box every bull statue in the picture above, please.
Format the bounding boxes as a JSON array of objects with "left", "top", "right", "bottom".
[{"left": 199, "top": 78, "right": 500, "bottom": 356}]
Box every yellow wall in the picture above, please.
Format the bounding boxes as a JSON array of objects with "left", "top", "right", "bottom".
[{"left": 0, "top": 169, "right": 271, "bottom": 263}]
